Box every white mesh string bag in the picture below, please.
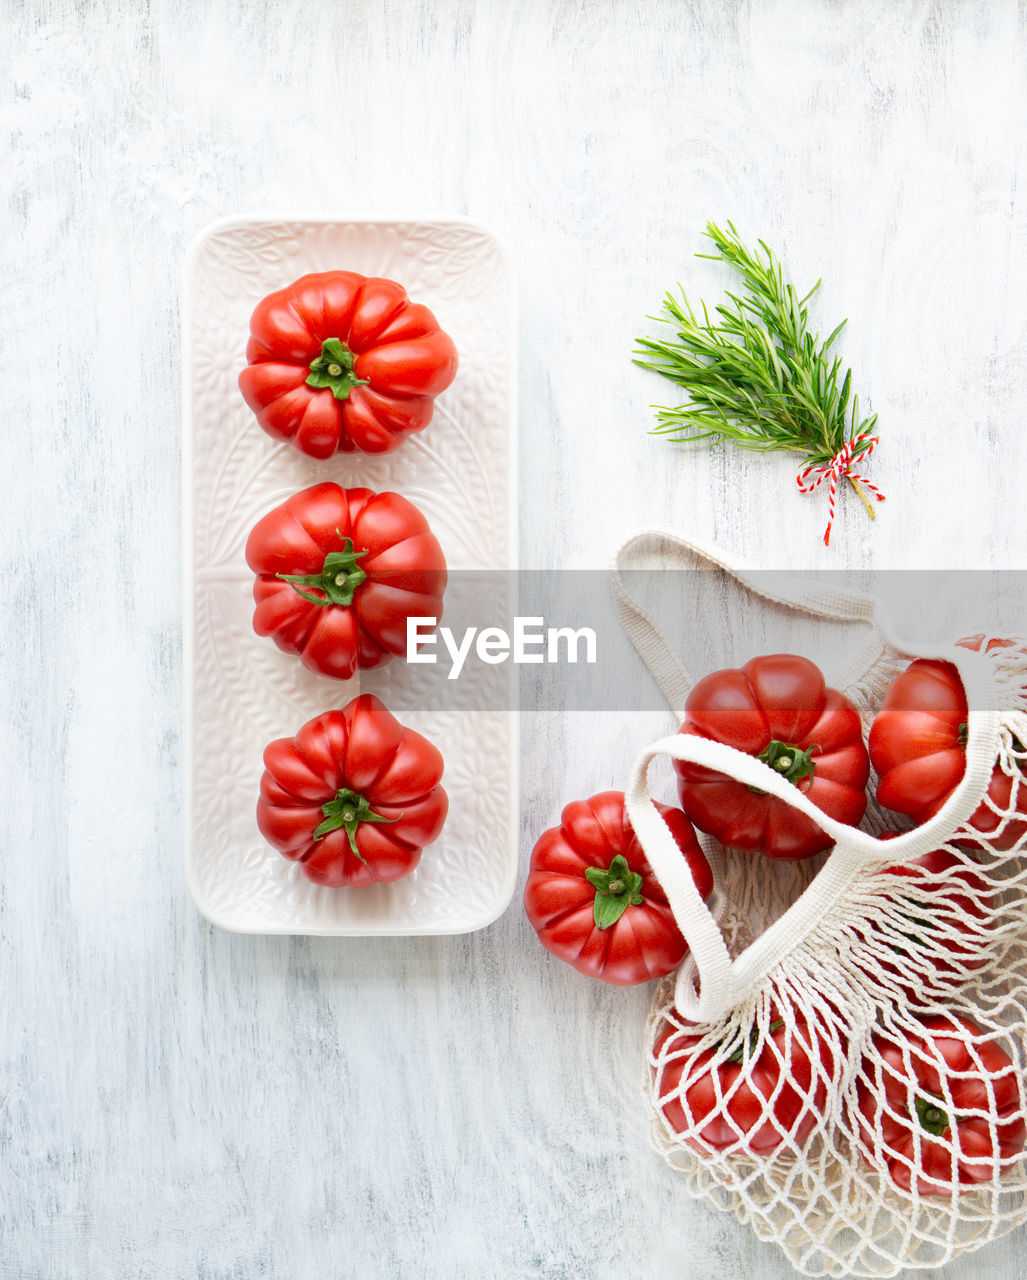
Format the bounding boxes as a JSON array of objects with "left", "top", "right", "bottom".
[{"left": 612, "top": 530, "right": 1027, "bottom": 1277}]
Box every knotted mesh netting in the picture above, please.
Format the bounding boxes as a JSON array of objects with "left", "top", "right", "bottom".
[{"left": 640, "top": 636, "right": 1027, "bottom": 1276}]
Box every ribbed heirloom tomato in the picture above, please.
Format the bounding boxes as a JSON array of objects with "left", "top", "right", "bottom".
[
  {"left": 653, "top": 1005, "right": 832, "bottom": 1154},
  {"left": 856, "top": 1014, "right": 1026, "bottom": 1196},
  {"left": 523, "top": 791, "right": 713, "bottom": 985},
  {"left": 675, "top": 654, "right": 870, "bottom": 860},
  {"left": 245, "top": 482, "right": 447, "bottom": 680},
  {"left": 868, "top": 637, "right": 1027, "bottom": 851},
  {"left": 256, "top": 694, "right": 448, "bottom": 887},
  {"left": 238, "top": 271, "right": 458, "bottom": 458}
]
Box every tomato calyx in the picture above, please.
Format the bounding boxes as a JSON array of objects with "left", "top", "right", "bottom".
[
  {"left": 726, "top": 1018, "right": 786, "bottom": 1065},
  {"left": 747, "top": 740, "right": 818, "bottom": 794},
  {"left": 584, "top": 854, "right": 644, "bottom": 929},
  {"left": 312, "top": 787, "right": 399, "bottom": 859},
  {"left": 306, "top": 337, "right": 371, "bottom": 401},
  {"left": 882, "top": 888, "right": 943, "bottom": 953},
  {"left": 957, "top": 721, "right": 969, "bottom": 750},
  {"left": 912, "top": 1091, "right": 956, "bottom": 1137},
  {"left": 275, "top": 536, "right": 369, "bottom": 607}
]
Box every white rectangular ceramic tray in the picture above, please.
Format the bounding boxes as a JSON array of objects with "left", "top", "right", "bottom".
[{"left": 182, "top": 216, "right": 518, "bottom": 934}]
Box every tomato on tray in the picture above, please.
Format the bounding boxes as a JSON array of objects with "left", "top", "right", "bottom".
[
  {"left": 868, "top": 637, "right": 1027, "bottom": 851},
  {"left": 856, "top": 1013, "right": 1026, "bottom": 1196},
  {"left": 238, "top": 271, "right": 458, "bottom": 457},
  {"left": 245, "top": 482, "right": 447, "bottom": 680},
  {"left": 652, "top": 1004, "right": 833, "bottom": 1155},
  {"left": 675, "top": 654, "right": 870, "bottom": 860},
  {"left": 523, "top": 791, "right": 713, "bottom": 985},
  {"left": 256, "top": 694, "right": 448, "bottom": 887}
]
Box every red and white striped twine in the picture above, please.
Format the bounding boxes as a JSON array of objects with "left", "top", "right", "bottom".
[{"left": 796, "top": 432, "right": 885, "bottom": 547}]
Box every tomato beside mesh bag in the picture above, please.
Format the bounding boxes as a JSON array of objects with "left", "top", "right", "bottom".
[{"left": 612, "top": 531, "right": 1027, "bottom": 1278}]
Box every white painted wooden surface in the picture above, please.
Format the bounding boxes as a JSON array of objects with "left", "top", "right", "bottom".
[{"left": 4, "top": 1, "right": 1027, "bottom": 1275}]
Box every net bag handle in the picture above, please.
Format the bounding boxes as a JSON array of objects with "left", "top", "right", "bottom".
[
  {"left": 625, "top": 650, "right": 1002, "bottom": 1027},
  {"left": 611, "top": 528, "right": 888, "bottom": 721}
]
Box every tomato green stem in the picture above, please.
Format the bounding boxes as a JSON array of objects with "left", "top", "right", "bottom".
[
  {"left": 312, "top": 787, "right": 398, "bottom": 860},
  {"left": 913, "top": 1093, "right": 951, "bottom": 1137},
  {"left": 306, "top": 337, "right": 370, "bottom": 401},
  {"left": 758, "top": 740, "right": 817, "bottom": 787},
  {"left": 584, "top": 854, "right": 644, "bottom": 929},
  {"left": 727, "top": 1018, "right": 785, "bottom": 1065},
  {"left": 890, "top": 893, "right": 942, "bottom": 956},
  {"left": 276, "top": 536, "right": 368, "bottom": 607}
]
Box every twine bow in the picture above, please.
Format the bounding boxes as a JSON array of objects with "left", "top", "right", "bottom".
[{"left": 796, "top": 433, "right": 886, "bottom": 547}]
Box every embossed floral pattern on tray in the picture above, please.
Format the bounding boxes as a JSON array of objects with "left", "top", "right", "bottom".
[{"left": 183, "top": 217, "right": 517, "bottom": 934}]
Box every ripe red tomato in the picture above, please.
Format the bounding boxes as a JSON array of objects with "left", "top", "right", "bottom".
[
  {"left": 238, "top": 271, "right": 458, "bottom": 458},
  {"left": 245, "top": 482, "right": 447, "bottom": 680},
  {"left": 256, "top": 694, "right": 448, "bottom": 887},
  {"left": 857, "top": 835, "right": 992, "bottom": 990},
  {"left": 675, "top": 654, "right": 870, "bottom": 860},
  {"left": 523, "top": 791, "right": 712, "bottom": 985},
  {"left": 868, "top": 637, "right": 1027, "bottom": 851},
  {"left": 856, "top": 1014, "right": 1026, "bottom": 1196},
  {"left": 652, "top": 1005, "right": 832, "bottom": 1154}
]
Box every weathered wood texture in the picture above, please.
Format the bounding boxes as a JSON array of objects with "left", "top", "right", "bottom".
[{"left": 3, "top": 0, "right": 1027, "bottom": 1276}]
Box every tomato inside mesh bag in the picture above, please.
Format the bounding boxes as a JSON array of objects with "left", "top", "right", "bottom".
[{"left": 615, "top": 531, "right": 1027, "bottom": 1278}]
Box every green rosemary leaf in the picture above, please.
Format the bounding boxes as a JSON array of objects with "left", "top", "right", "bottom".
[{"left": 634, "top": 221, "right": 878, "bottom": 481}]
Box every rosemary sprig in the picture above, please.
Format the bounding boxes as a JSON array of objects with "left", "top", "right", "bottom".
[{"left": 633, "top": 221, "right": 880, "bottom": 523}]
